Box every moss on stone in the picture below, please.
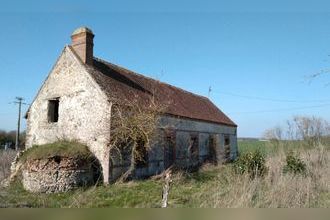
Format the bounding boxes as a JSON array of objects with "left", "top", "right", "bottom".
[{"left": 20, "top": 141, "right": 93, "bottom": 164}]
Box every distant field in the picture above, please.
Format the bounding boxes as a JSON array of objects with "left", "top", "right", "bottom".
[
  {"left": 238, "top": 140, "right": 269, "bottom": 155},
  {"left": 238, "top": 139, "right": 329, "bottom": 156}
]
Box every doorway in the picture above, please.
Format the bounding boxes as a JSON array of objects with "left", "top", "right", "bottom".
[
  {"left": 164, "top": 133, "right": 176, "bottom": 169},
  {"left": 224, "top": 135, "right": 231, "bottom": 162}
]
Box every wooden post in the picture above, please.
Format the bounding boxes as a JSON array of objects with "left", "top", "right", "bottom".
[{"left": 161, "top": 170, "right": 172, "bottom": 208}]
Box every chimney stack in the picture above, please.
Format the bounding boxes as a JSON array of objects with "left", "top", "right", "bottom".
[{"left": 71, "top": 27, "right": 94, "bottom": 65}]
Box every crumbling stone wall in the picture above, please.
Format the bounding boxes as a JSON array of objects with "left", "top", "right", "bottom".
[
  {"left": 25, "top": 46, "right": 111, "bottom": 183},
  {"left": 22, "top": 157, "right": 94, "bottom": 193},
  {"left": 109, "top": 116, "right": 238, "bottom": 180},
  {"left": 25, "top": 46, "right": 238, "bottom": 184},
  {"left": 159, "top": 116, "right": 238, "bottom": 164}
]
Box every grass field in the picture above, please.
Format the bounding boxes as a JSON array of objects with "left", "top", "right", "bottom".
[
  {"left": 238, "top": 139, "right": 323, "bottom": 155},
  {"left": 238, "top": 140, "right": 269, "bottom": 154},
  {"left": 0, "top": 140, "right": 329, "bottom": 208}
]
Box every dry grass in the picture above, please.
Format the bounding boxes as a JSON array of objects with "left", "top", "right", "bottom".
[
  {"left": 0, "top": 142, "right": 329, "bottom": 207},
  {"left": 193, "top": 145, "right": 330, "bottom": 208},
  {"left": 0, "top": 150, "right": 17, "bottom": 182}
]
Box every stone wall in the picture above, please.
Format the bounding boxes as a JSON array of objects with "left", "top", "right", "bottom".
[
  {"left": 109, "top": 116, "right": 238, "bottom": 181},
  {"left": 22, "top": 157, "right": 94, "bottom": 193},
  {"left": 25, "top": 46, "right": 238, "bottom": 184},
  {"left": 159, "top": 116, "right": 238, "bottom": 165},
  {"left": 25, "top": 46, "right": 111, "bottom": 183}
]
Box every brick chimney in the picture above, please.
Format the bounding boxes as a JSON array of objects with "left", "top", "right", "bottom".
[{"left": 71, "top": 27, "right": 94, "bottom": 65}]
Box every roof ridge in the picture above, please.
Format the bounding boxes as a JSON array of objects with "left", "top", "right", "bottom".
[{"left": 93, "top": 57, "right": 210, "bottom": 101}]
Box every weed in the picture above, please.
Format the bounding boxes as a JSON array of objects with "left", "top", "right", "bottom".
[
  {"left": 283, "top": 151, "right": 307, "bottom": 175},
  {"left": 234, "top": 149, "right": 268, "bottom": 178}
]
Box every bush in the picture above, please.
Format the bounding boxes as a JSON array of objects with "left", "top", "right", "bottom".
[
  {"left": 283, "top": 151, "right": 307, "bottom": 175},
  {"left": 234, "top": 149, "right": 268, "bottom": 178}
]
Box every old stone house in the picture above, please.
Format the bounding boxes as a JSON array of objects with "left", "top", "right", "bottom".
[{"left": 25, "top": 27, "right": 238, "bottom": 184}]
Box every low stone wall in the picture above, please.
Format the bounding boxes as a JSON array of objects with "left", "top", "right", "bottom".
[{"left": 22, "top": 156, "right": 94, "bottom": 193}]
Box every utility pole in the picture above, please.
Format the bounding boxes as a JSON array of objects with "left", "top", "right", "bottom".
[{"left": 12, "top": 97, "right": 26, "bottom": 151}]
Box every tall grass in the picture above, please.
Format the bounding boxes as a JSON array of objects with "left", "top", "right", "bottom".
[
  {"left": 0, "top": 141, "right": 329, "bottom": 207},
  {"left": 193, "top": 144, "right": 329, "bottom": 207}
]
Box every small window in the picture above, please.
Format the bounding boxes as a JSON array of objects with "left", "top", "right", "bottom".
[
  {"left": 224, "top": 135, "right": 230, "bottom": 146},
  {"left": 48, "top": 99, "right": 59, "bottom": 123}
]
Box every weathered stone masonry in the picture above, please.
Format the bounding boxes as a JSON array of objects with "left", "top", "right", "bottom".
[
  {"left": 25, "top": 46, "right": 112, "bottom": 182},
  {"left": 22, "top": 157, "right": 94, "bottom": 193},
  {"left": 25, "top": 27, "right": 238, "bottom": 184},
  {"left": 110, "top": 116, "right": 237, "bottom": 181}
]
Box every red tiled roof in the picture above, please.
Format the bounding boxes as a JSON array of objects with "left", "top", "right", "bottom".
[{"left": 85, "top": 57, "right": 237, "bottom": 127}]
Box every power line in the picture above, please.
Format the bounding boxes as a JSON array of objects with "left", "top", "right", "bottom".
[
  {"left": 229, "top": 103, "right": 330, "bottom": 115},
  {"left": 211, "top": 90, "right": 330, "bottom": 103}
]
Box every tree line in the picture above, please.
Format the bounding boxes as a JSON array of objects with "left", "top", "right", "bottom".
[
  {"left": 263, "top": 115, "right": 330, "bottom": 146},
  {"left": 0, "top": 130, "right": 26, "bottom": 148}
]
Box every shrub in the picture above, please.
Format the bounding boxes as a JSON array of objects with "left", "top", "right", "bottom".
[
  {"left": 234, "top": 149, "right": 268, "bottom": 178},
  {"left": 283, "top": 151, "right": 307, "bottom": 175}
]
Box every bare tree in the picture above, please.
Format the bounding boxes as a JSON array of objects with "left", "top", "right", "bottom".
[
  {"left": 286, "top": 120, "right": 295, "bottom": 140},
  {"left": 263, "top": 126, "right": 283, "bottom": 142},
  {"left": 107, "top": 94, "right": 169, "bottom": 181},
  {"left": 264, "top": 115, "right": 329, "bottom": 147},
  {"left": 292, "top": 116, "right": 329, "bottom": 146}
]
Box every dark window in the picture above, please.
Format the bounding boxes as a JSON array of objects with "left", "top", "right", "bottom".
[
  {"left": 190, "top": 134, "right": 199, "bottom": 160},
  {"left": 135, "top": 139, "right": 148, "bottom": 168},
  {"left": 164, "top": 134, "right": 176, "bottom": 169},
  {"left": 48, "top": 99, "right": 59, "bottom": 123},
  {"left": 225, "top": 136, "right": 230, "bottom": 146},
  {"left": 224, "top": 135, "right": 231, "bottom": 161},
  {"left": 208, "top": 135, "right": 217, "bottom": 162}
]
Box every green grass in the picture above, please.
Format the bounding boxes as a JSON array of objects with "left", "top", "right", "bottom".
[
  {"left": 238, "top": 139, "right": 329, "bottom": 156},
  {"left": 0, "top": 140, "right": 329, "bottom": 208},
  {"left": 19, "top": 141, "right": 93, "bottom": 163},
  {"left": 0, "top": 176, "right": 165, "bottom": 207},
  {"left": 0, "top": 166, "right": 227, "bottom": 208},
  {"left": 238, "top": 140, "right": 269, "bottom": 155}
]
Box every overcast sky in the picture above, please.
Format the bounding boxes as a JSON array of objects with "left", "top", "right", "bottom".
[{"left": 0, "top": 0, "right": 330, "bottom": 137}]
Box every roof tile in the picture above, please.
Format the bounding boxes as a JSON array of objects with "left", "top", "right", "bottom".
[{"left": 86, "top": 57, "right": 237, "bottom": 127}]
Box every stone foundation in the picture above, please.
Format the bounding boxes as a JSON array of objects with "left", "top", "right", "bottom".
[{"left": 22, "top": 157, "right": 94, "bottom": 193}]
